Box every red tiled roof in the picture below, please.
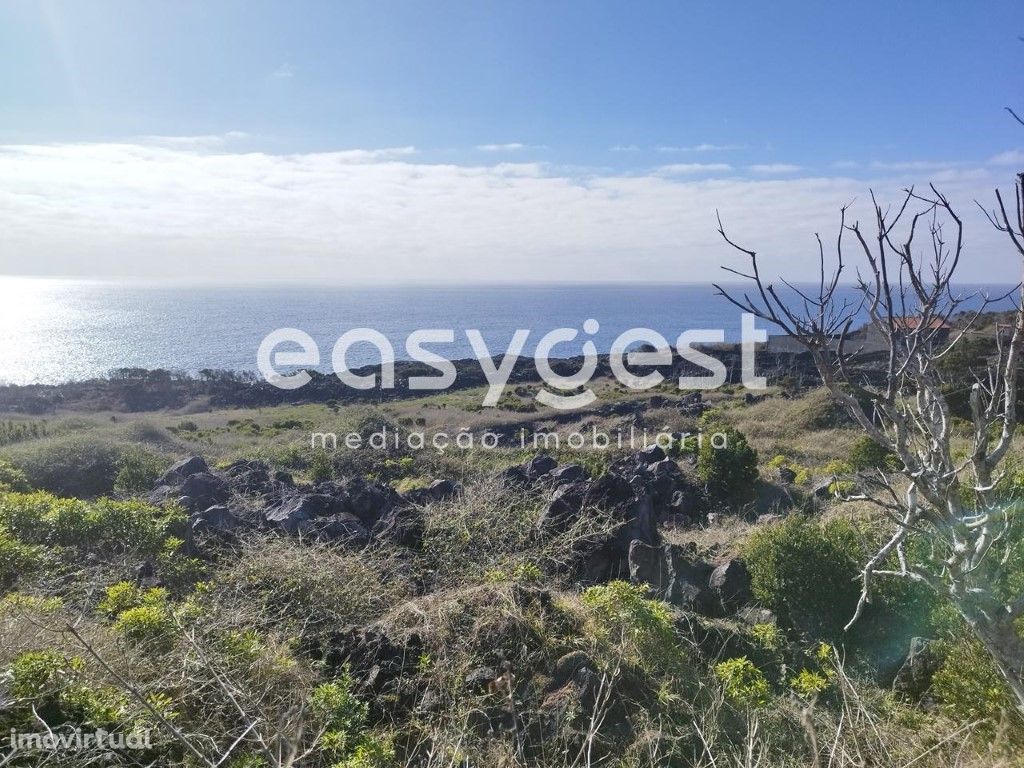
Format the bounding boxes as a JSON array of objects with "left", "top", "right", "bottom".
[{"left": 892, "top": 316, "right": 951, "bottom": 331}]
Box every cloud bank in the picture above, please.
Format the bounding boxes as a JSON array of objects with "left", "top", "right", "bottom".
[{"left": 0, "top": 140, "right": 1018, "bottom": 283}]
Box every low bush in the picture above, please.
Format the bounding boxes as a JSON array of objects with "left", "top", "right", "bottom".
[
  {"left": 790, "top": 668, "right": 829, "bottom": 698},
  {"left": 0, "top": 419, "right": 48, "bottom": 447},
  {"left": 0, "top": 458, "right": 30, "bottom": 492},
  {"left": 714, "top": 656, "right": 771, "bottom": 709},
  {"left": 931, "top": 635, "right": 1011, "bottom": 725},
  {"left": 750, "top": 622, "right": 783, "bottom": 651},
  {"left": 113, "top": 447, "right": 167, "bottom": 494},
  {"left": 6, "top": 650, "right": 128, "bottom": 729},
  {"left": 113, "top": 603, "right": 175, "bottom": 647},
  {"left": 311, "top": 672, "right": 371, "bottom": 761},
  {"left": 0, "top": 530, "right": 42, "bottom": 588},
  {"left": 156, "top": 536, "right": 208, "bottom": 592},
  {"left": 0, "top": 490, "right": 176, "bottom": 558},
  {"left": 580, "top": 581, "right": 681, "bottom": 673},
  {"left": 310, "top": 448, "right": 334, "bottom": 483},
  {"left": 98, "top": 581, "right": 167, "bottom": 617},
  {"left": 2, "top": 434, "right": 125, "bottom": 497},
  {"left": 926, "top": 602, "right": 1024, "bottom": 738},
  {"left": 847, "top": 435, "right": 897, "bottom": 471},
  {"left": 698, "top": 425, "right": 758, "bottom": 504},
  {"left": 743, "top": 515, "right": 862, "bottom": 637},
  {"left": 98, "top": 582, "right": 176, "bottom": 647}
]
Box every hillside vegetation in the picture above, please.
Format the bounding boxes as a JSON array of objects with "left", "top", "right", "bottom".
[{"left": 0, "top": 377, "right": 1022, "bottom": 767}]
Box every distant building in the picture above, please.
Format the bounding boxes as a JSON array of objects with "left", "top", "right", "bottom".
[
  {"left": 857, "top": 316, "right": 953, "bottom": 347},
  {"left": 763, "top": 315, "right": 952, "bottom": 356}
]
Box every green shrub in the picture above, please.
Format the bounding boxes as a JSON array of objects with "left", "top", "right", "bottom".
[
  {"left": 0, "top": 592, "right": 62, "bottom": 614},
  {"left": 743, "top": 515, "right": 862, "bottom": 637},
  {"left": 156, "top": 536, "right": 208, "bottom": 592},
  {"left": 511, "top": 561, "right": 543, "bottom": 584},
  {"left": 750, "top": 622, "right": 782, "bottom": 651},
  {"left": 9, "top": 650, "right": 85, "bottom": 700},
  {"left": 821, "top": 459, "right": 853, "bottom": 476},
  {"left": 98, "top": 581, "right": 143, "bottom": 616},
  {"left": 310, "top": 449, "right": 334, "bottom": 484},
  {"left": 0, "top": 419, "right": 48, "bottom": 447},
  {"left": 98, "top": 581, "right": 167, "bottom": 617},
  {"left": 3, "top": 434, "right": 126, "bottom": 497},
  {"left": 931, "top": 634, "right": 1020, "bottom": 733},
  {"left": 374, "top": 456, "right": 415, "bottom": 483},
  {"left": 785, "top": 388, "right": 845, "bottom": 430},
  {"left": 335, "top": 734, "right": 396, "bottom": 768},
  {"left": 484, "top": 561, "right": 544, "bottom": 586},
  {"left": 114, "top": 448, "right": 167, "bottom": 494},
  {"left": 311, "top": 671, "right": 371, "bottom": 763},
  {"left": 495, "top": 391, "right": 536, "bottom": 412},
  {"left": 270, "top": 418, "right": 307, "bottom": 430},
  {"left": 847, "top": 435, "right": 897, "bottom": 472},
  {"left": 347, "top": 408, "right": 399, "bottom": 443},
  {"left": 790, "top": 668, "right": 829, "bottom": 698},
  {"left": 394, "top": 476, "right": 429, "bottom": 494},
  {"left": 0, "top": 458, "right": 30, "bottom": 492},
  {"left": 218, "top": 628, "right": 267, "bottom": 664},
  {"left": 581, "top": 581, "right": 681, "bottom": 673},
  {"left": 0, "top": 529, "right": 42, "bottom": 588},
  {"left": 114, "top": 603, "right": 175, "bottom": 646},
  {"left": 828, "top": 479, "right": 857, "bottom": 496},
  {"left": 698, "top": 425, "right": 758, "bottom": 504},
  {"left": 100, "top": 581, "right": 175, "bottom": 646},
  {"left": 714, "top": 656, "right": 771, "bottom": 709},
  {"left": 0, "top": 490, "right": 175, "bottom": 558},
  {"left": 8, "top": 650, "right": 127, "bottom": 728}
]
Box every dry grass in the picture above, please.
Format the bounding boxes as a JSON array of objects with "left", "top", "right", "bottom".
[
  {"left": 663, "top": 514, "right": 757, "bottom": 559},
  {"left": 715, "top": 388, "right": 861, "bottom": 468}
]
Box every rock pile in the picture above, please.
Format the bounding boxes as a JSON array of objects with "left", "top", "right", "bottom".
[
  {"left": 151, "top": 449, "right": 756, "bottom": 618},
  {"left": 151, "top": 455, "right": 464, "bottom": 550}
]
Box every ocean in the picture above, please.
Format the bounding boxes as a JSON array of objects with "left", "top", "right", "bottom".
[{"left": 0, "top": 278, "right": 1016, "bottom": 385}]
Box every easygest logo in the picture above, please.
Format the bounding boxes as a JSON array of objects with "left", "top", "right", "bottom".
[{"left": 257, "top": 312, "right": 767, "bottom": 409}]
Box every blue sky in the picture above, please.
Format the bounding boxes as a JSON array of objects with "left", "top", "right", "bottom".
[{"left": 0, "top": 1, "right": 1022, "bottom": 282}]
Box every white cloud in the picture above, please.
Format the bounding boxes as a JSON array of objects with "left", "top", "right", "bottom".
[
  {"left": 475, "top": 143, "right": 526, "bottom": 152},
  {"left": 989, "top": 150, "right": 1024, "bottom": 166},
  {"left": 655, "top": 163, "right": 733, "bottom": 175},
  {"left": 657, "top": 143, "right": 745, "bottom": 152},
  {"left": 138, "top": 131, "right": 249, "bottom": 149},
  {"left": 748, "top": 163, "right": 803, "bottom": 174},
  {"left": 0, "top": 140, "right": 1015, "bottom": 283},
  {"left": 868, "top": 160, "right": 956, "bottom": 172},
  {"left": 610, "top": 144, "right": 640, "bottom": 152},
  {"left": 319, "top": 146, "right": 418, "bottom": 162}
]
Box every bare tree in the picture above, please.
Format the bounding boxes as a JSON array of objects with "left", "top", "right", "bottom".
[{"left": 714, "top": 174, "right": 1024, "bottom": 714}]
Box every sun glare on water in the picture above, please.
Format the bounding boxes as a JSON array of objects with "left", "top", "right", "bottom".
[{"left": 0, "top": 276, "right": 80, "bottom": 385}]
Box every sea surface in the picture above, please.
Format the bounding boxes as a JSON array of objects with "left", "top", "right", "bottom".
[{"left": 0, "top": 278, "right": 1017, "bottom": 385}]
